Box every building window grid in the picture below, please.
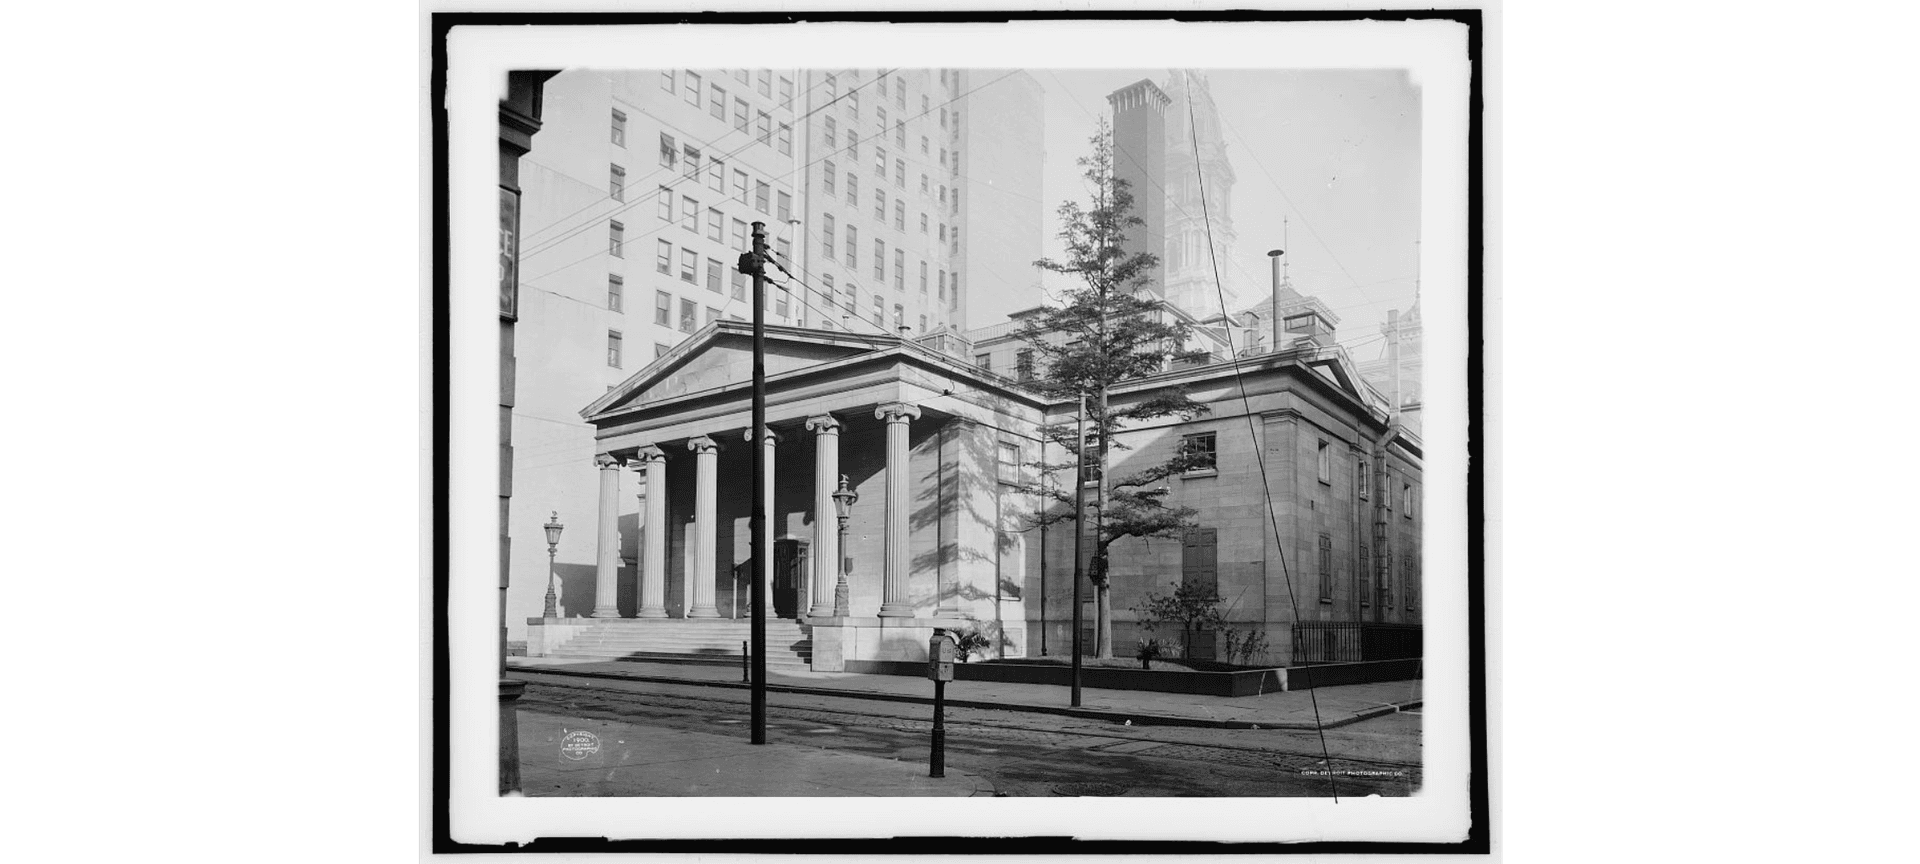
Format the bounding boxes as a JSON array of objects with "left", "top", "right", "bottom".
[
  {"left": 654, "top": 291, "right": 671, "bottom": 325},
  {"left": 679, "top": 249, "right": 696, "bottom": 283},
  {"left": 610, "top": 109, "right": 626, "bottom": 146},
  {"left": 608, "top": 221, "right": 624, "bottom": 257},
  {"left": 609, "top": 164, "right": 625, "bottom": 201},
  {"left": 655, "top": 240, "right": 671, "bottom": 275},
  {"left": 607, "top": 330, "right": 623, "bottom": 368},
  {"left": 1317, "top": 533, "right": 1334, "bottom": 601},
  {"left": 607, "top": 275, "right": 623, "bottom": 312},
  {"left": 679, "top": 298, "right": 696, "bottom": 333}
]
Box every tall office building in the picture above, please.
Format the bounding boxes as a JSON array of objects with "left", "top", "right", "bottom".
[
  {"left": 955, "top": 70, "right": 1046, "bottom": 334},
  {"left": 1107, "top": 79, "right": 1171, "bottom": 299},
  {"left": 1162, "top": 70, "right": 1243, "bottom": 317},
  {"left": 504, "top": 68, "right": 1043, "bottom": 642}
]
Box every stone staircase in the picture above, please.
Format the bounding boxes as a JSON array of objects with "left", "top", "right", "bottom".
[{"left": 544, "top": 619, "right": 812, "bottom": 669}]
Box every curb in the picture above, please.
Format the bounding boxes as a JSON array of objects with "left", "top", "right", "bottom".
[{"left": 507, "top": 664, "right": 1419, "bottom": 731}]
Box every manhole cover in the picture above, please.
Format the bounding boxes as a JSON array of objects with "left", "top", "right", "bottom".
[{"left": 1051, "top": 782, "right": 1129, "bottom": 797}]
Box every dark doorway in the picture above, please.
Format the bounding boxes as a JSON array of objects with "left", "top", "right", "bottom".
[{"left": 773, "top": 539, "right": 808, "bottom": 619}]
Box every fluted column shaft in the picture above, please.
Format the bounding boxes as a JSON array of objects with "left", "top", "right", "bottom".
[
  {"left": 591, "top": 454, "right": 622, "bottom": 618},
  {"left": 633, "top": 446, "right": 669, "bottom": 618},
  {"left": 876, "top": 403, "right": 920, "bottom": 617},
  {"left": 745, "top": 426, "right": 779, "bottom": 617},
  {"left": 686, "top": 436, "right": 721, "bottom": 618},
  {"left": 805, "top": 415, "right": 841, "bottom": 618}
]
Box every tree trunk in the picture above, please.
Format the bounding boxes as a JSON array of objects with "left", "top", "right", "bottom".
[{"left": 1096, "top": 584, "right": 1113, "bottom": 658}]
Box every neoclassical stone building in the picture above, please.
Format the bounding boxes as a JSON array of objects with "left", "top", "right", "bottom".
[{"left": 525, "top": 317, "right": 1422, "bottom": 669}]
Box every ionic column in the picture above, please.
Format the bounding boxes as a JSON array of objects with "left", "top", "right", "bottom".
[
  {"left": 875, "top": 403, "right": 921, "bottom": 618},
  {"left": 805, "top": 414, "right": 842, "bottom": 618},
  {"left": 632, "top": 446, "right": 669, "bottom": 618},
  {"left": 744, "top": 426, "right": 780, "bottom": 618},
  {"left": 591, "top": 454, "right": 622, "bottom": 618},
  {"left": 685, "top": 436, "right": 721, "bottom": 618}
]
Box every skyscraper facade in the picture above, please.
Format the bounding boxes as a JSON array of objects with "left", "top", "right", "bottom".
[
  {"left": 1107, "top": 79, "right": 1170, "bottom": 299},
  {"left": 1162, "top": 70, "right": 1243, "bottom": 318}
]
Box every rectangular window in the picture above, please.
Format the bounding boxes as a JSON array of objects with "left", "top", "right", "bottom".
[
  {"left": 733, "top": 98, "right": 748, "bottom": 132},
  {"left": 756, "top": 111, "right": 771, "bottom": 145},
  {"left": 754, "top": 180, "right": 770, "bottom": 214},
  {"left": 776, "top": 237, "right": 791, "bottom": 267},
  {"left": 846, "top": 129, "right": 858, "bottom": 158},
  {"left": 893, "top": 250, "right": 904, "bottom": 290},
  {"left": 896, "top": 85, "right": 905, "bottom": 110},
  {"left": 776, "top": 285, "right": 790, "bottom": 318},
  {"left": 822, "top": 273, "right": 836, "bottom": 308},
  {"left": 731, "top": 267, "right": 746, "bottom": 300},
  {"left": 1182, "top": 528, "right": 1218, "bottom": 594},
  {"left": 938, "top": 223, "right": 946, "bottom": 242},
  {"left": 878, "top": 74, "right": 888, "bottom": 99},
  {"left": 873, "top": 238, "right": 885, "bottom": 280},
  {"left": 608, "top": 220, "right": 624, "bottom": 257},
  {"left": 918, "top": 261, "right": 928, "bottom": 294},
  {"left": 654, "top": 291, "right": 672, "bottom": 325},
  {"left": 939, "top": 148, "right": 946, "bottom": 166},
  {"left": 822, "top": 214, "right": 835, "bottom": 258},
  {"left": 659, "top": 132, "right": 677, "bottom": 168},
  {"left": 920, "top": 134, "right": 929, "bottom": 154},
  {"left": 937, "top": 269, "right": 945, "bottom": 300},
  {"left": 1404, "top": 484, "right": 1415, "bottom": 519},
  {"left": 1183, "top": 432, "right": 1217, "bottom": 472},
  {"left": 896, "top": 121, "right": 905, "bottom": 147},
  {"left": 733, "top": 170, "right": 748, "bottom": 204},
  {"left": 607, "top": 330, "right": 623, "bottom": 367},
  {"left": 871, "top": 294, "right": 884, "bottom": 326},
  {"left": 950, "top": 272, "right": 959, "bottom": 308},
  {"left": 708, "top": 158, "right": 725, "bottom": 192},
  {"left": 777, "top": 122, "right": 791, "bottom": 155},
  {"left": 683, "top": 145, "right": 701, "bottom": 180},
  {"left": 1317, "top": 440, "right": 1332, "bottom": 485},
  {"left": 895, "top": 158, "right": 905, "bottom": 188},
  {"left": 893, "top": 303, "right": 904, "bottom": 329},
  {"left": 823, "top": 159, "right": 836, "bottom": 194},
  {"left": 680, "top": 196, "right": 697, "bottom": 233},
  {"left": 608, "top": 164, "right": 625, "bottom": 200},
  {"left": 610, "top": 109, "right": 626, "bottom": 146},
  {"left": 951, "top": 189, "right": 960, "bottom": 214},
  {"left": 778, "top": 76, "right": 792, "bottom": 109},
  {"left": 607, "top": 274, "right": 623, "bottom": 311},
  {"left": 823, "top": 114, "right": 837, "bottom": 146},
  {"left": 757, "top": 69, "right": 771, "bottom": 97},
  {"left": 878, "top": 107, "right": 887, "bottom": 132},
  {"left": 940, "top": 107, "right": 947, "bottom": 128},
  {"left": 1015, "top": 349, "right": 1035, "bottom": 382},
  {"left": 1318, "top": 533, "right": 1334, "bottom": 601},
  {"left": 731, "top": 219, "right": 747, "bottom": 252},
  {"left": 661, "top": 70, "right": 674, "bottom": 93},
  {"left": 845, "top": 225, "right": 858, "bottom": 267},
  {"left": 705, "top": 257, "right": 722, "bottom": 293},
  {"left": 824, "top": 73, "right": 837, "bottom": 103},
  {"left": 919, "top": 213, "right": 928, "bottom": 234},
  {"left": 1359, "top": 541, "right": 1371, "bottom": 607},
  {"left": 849, "top": 87, "right": 859, "bottom": 115},
  {"left": 655, "top": 240, "right": 671, "bottom": 275},
  {"left": 777, "top": 191, "right": 791, "bottom": 223},
  {"left": 874, "top": 188, "right": 886, "bottom": 221},
  {"left": 707, "top": 208, "right": 723, "bottom": 242},
  {"left": 875, "top": 147, "right": 887, "bottom": 178},
  {"left": 846, "top": 172, "right": 858, "bottom": 206},
  {"left": 684, "top": 71, "right": 702, "bottom": 105},
  {"left": 679, "top": 248, "right": 696, "bottom": 283},
  {"left": 921, "top": 174, "right": 930, "bottom": 195},
  {"left": 707, "top": 305, "right": 720, "bottom": 325},
  {"left": 918, "top": 313, "right": 927, "bottom": 332},
  {"left": 1358, "top": 460, "right": 1371, "bottom": 499},
  {"left": 710, "top": 85, "right": 726, "bottom": 120},
  {"left": 894, "top": 200, "right": 905, "bottom": 230},
  {"left": 997, "top": 441, "right": 1020, "bottom": 478},
  {"left": 679, "top": 298, "right": 696, "bottom": 333},
  {"left": 657, "top": 187, "right": 672, "bottom": 222},
  {"left": 975, "top": 353, "right": 991, "bottom": 371}
]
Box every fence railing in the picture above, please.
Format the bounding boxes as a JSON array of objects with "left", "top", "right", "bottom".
[{"left": 1289, "top": 622, "right": 1422, "bottom": 665}]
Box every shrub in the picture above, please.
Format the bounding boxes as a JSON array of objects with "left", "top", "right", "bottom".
[
  {"left": 953, "top": 629, "right": 991, "bottom": 663},
  {"left": 1135, "top": 639, "right": 1164, "bottom": 670}
]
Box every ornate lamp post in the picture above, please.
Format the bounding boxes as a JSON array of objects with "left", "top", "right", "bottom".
[
  {"left": 542, "top": 511, "right": 563, "bottom": 618},
  {"left": 830, "top": 474, "right": 858, "bottom": 617}
]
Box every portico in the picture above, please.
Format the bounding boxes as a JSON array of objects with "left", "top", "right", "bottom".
[{"left": 525, "top": 321, "right": 1040, "bottom": 670}]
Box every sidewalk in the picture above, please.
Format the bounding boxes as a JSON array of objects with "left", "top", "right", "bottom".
[
  {"left": 507, "top": 656, "right": 1421, "bottom": 730},
  {"left": 515, "top": 707, "right": 991, "bottom": 796}
]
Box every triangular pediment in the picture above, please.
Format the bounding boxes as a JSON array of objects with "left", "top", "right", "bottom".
[{"left": 582, "top": 322, "right": 877, "bottom": 419}]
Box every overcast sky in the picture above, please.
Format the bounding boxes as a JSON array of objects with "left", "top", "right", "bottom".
[{"left": 978, "top": 68, "right": 1422, "bottom": 361}]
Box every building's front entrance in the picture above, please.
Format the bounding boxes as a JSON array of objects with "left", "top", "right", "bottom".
[{"left": 773, "top": 538, "right": 807, "bottom": 619}]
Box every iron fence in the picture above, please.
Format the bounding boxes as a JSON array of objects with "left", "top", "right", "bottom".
[{"left": 1290, "top": 621, "right": 1422, "bottom": 665}]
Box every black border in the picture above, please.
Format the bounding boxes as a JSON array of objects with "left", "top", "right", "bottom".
[{"left": 431, "top": 8, "right": 1487, "bottom": 854}]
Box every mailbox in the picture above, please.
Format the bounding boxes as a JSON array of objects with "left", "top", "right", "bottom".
[{"left": 927, "top": 632, "right": 956, "bottom": 681}]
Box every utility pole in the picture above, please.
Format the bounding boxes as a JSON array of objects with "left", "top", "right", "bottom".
[
  {"left": 742, "top": 222, "right": 771, "bottom": 744},
  {"left": 1070, "top": 393, "right": 1086, "bottom": 707}
]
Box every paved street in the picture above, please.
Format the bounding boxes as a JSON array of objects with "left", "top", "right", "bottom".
[{"left": 508, "top": 671, "right": 1420, "bottom": 797}]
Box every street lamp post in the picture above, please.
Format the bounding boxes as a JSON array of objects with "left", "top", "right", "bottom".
[
  {"left": 831, "top": 474, "right": 859, "bottom": 617},
  {"left": 542, "top": 511, "right": 563, "bottom": 618}
]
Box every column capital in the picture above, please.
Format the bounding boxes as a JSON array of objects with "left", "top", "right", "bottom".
[
  {"left": 686, "top": 435, "right": 720, "bottom": 454},
  {"left": 594, "top": 453, "right": 621, "bottom": 470},
  {"left": 741, "top": 426, "right": 782, "bottom": 444},
  {"left": 875, "top": 402, "right": 922, "bottom": 424},
  {"left": 631, "top": 444, "right": 668, "bottom": 465},
  {"left": 805, "top": 413, "right": 842, "bottom": 434}
]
